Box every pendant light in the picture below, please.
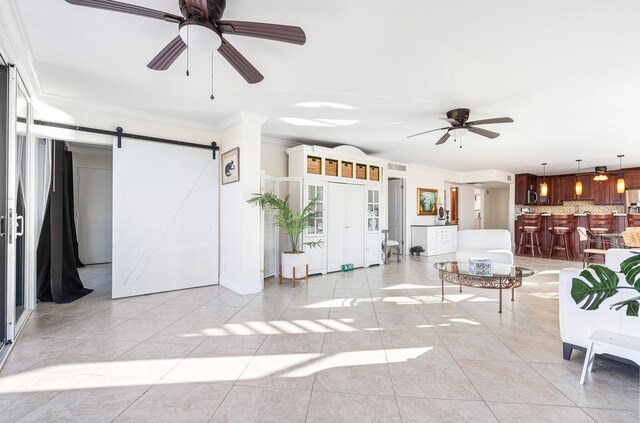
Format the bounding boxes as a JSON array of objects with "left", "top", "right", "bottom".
[
  {"left": 617, "top": 154, "right": 625, "bottom": 194},
  {"left": 575, "top": 159, "right": 583, "bottom": 197},
  {"left": 540, "top": 163, "right": 548, "bottom": 197}
]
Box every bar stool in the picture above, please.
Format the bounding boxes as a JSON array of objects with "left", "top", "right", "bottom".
[
  {"left": 548, "top": 214, "right": 575, "bottom": 260},
  {"left": 517, "top": 214, "right": 543, "bottom": 256},
  {"left": 587, "top": 213, "right": 614, "bottom": 250},
  {"left": 628, "top": 213, "right": 640, "bottom": 228}
]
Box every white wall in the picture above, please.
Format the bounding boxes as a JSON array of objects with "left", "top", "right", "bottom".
[
  {"left": 219, "top": 113, "right": 267, "bottom": 295},
  {"left": 261, "top": 140, "right": 290, "bottom": 177},
  {"left": 456, "top": 185, "right": 476, "bottom": 230},
  {"left": 405, "top": 164, "right": 458, "bottom": 253},
  {"left": 483, "top": 188, "right": 510, "bottom": 230}
]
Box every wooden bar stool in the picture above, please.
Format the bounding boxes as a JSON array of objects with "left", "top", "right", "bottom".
[
  {"left": 587, "top": 213, "right": 614, "bottom": 250},
  {"left": 548, "top": 214, "right": 575, "bottom": 260},
  {"left": 628, "top": 213, "right": 640, "bottom": 228},
  {"left": 517, "top": 214, "right": 543, "bottom": 256}
]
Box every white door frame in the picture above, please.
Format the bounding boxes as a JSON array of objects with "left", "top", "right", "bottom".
[
  {"left": 6, "top": 67, "right": 35, "bottom": 341},
  {"left": 388, "top": 178, "right": 406, "bottom": 254}
]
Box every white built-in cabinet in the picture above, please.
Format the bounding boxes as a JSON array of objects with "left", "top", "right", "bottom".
[
  {"left": 410, "top": 225, "right": 458, "bottom": 256},
  {"left": 304, "top": 182, "right": 327, "bottom": 275},
  {"left": 286, "top": 145, "right": 385, "bottom": 274},
  {"left": 328, "top": 183, "right": 365, "bottom": 272}
]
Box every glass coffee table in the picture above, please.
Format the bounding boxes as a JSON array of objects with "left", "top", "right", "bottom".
[{"left": 433, "top": 261, "right": 534, "bottom": 313}]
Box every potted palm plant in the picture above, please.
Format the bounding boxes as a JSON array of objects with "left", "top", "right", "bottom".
[{"left": 248, "top": 192, "right": 322, "bottom": 281}]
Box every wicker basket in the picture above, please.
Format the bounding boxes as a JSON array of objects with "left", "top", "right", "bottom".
[
  {"left": 370, "top": 166, "right": 380, "bottom": 181},
  {"left": 356, "top": 164, "right": 367, "bottom": 180},
  {"left": 307, "top": 156, "right": 322, "bottom": 175},
  {"left": 341, "top": 161, "right": 353, "bottom": 178},
  {"left": 325, "top": 159, "right": 338, "bottom": 176}
]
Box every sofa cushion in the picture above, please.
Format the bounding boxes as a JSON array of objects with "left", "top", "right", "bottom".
[
  {"left": 456, "top": 249, "right": 514, "bottom": 266},
  {"left": 457, "top": 229, "right": 511, "bottom": 251}
]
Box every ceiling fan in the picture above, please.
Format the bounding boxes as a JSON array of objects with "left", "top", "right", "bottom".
[
  {"left": 407, "top": 108, "right": 514, "bottom": 146},
  {"left": 65, "top": 0, "right": 306, "bottom": 86}
]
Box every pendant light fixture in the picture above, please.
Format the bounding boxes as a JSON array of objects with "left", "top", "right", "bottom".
[
  {"left": 540, "top": 163, "right": 548, "bottom": 197},
  {"left": 617, "top": 154, "right": 625, "bottom": 194},
  {"left": 575, "top": 159, "right": 583, "bottom": 197}
]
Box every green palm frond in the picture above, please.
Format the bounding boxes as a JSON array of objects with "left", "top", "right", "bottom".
[
  {"left": 620, "top": 252, "right": 640, "bottom": 290},
  {"left": 571, "top": 265, "right": 620, "bottom": 310},
  {"left": 248, "top": 192, "right": 322, "bottom": 252}
]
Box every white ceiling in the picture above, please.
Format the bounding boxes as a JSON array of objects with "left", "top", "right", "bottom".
[{"left": 10, "top": 0, "right": 640, "bottom": 174}]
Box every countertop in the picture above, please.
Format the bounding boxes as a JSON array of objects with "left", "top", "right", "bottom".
[
  {"left": 514, "top": 213, "right": 627, "bottom": 218},
  {"left": 410, "top": 224, "right": 458, "bottom": 227}
]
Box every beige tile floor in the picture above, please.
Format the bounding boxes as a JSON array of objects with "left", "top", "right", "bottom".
[{"left": 0, "top": 256, "right": 638, "bottom": 422}]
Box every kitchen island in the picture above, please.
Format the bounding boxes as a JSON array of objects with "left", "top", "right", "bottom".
[{"left": 514, "top": 214, "right": 627, "bottom": 261}]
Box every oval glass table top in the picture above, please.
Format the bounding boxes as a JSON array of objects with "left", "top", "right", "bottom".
[{"left": 433, "top": 261, "right": 534, "bottom": 279}]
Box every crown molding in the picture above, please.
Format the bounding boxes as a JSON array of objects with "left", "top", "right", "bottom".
[
  {"left": 261, "top": 136, "right": 299, "bottom": 147},
  {"left": 0, "top": 0, "right": 42, "bottom": 97},
  {"left": 216, "top": 111, "right": 269, "bottom": 132}
]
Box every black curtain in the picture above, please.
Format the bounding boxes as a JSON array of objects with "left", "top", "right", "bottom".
[{"left": 37, "top": 143, "right": 92, "bottom": 303}]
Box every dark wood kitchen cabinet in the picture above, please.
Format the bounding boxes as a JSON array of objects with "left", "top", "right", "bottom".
[
  {"left": 593, "top": 173, "right": 624, "bottom": 205},
  {"left": 515, "top": 173, "right": 537, "bottom": 204},
  {"left": 623, "top": 168, "right": 640, "bottom": 189}
]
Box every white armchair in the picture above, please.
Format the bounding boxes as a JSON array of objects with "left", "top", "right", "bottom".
[
  {"left": 455, "top": 229, "right": 514, "bottom": 265},
  {"left": 559, "top": 248, "right": 640, "bottom": 360}
]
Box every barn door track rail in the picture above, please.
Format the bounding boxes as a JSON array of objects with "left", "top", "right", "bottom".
[{"left": 22, "top": 118, "right": 221, "bottom": 159}]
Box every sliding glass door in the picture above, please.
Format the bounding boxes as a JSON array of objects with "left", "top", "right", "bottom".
[
  {"left": 4, "top": 65, "right": 31, "bottom": 343},
  {"left": 0, "top": 61, "right": 8, "bottom": 351}
]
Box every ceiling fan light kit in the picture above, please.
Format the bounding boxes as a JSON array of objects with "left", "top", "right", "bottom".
[
  {"left": 65, "top": 0, "right": 306, "bottom": 96},
  {"left": 593, "top": 166, "right": 608, "bottom": 181},
  {"left": 407, "top": 108, "right": 513, "bottom": 147}
]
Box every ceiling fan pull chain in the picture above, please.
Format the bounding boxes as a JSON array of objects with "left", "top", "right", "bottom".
[
  {"left": 186, "top": 26, "right": 190, "bottom": 77},
  {"left": 210, "top": 52, "right": 215, "bottom": 100}
]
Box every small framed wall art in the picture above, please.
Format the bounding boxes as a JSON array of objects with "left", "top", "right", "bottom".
[
  {"left": 221, "top": 147, "right": 240, "bottom": 185},
  {"left": 417, "top": 188, "right": 438, "bottom": 215}
]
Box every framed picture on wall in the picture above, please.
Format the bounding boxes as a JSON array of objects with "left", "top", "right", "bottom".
[
  {"left": 221, "top": 147, "right": 240, "bottom": 185},
  {"left": 417, "top": 188, "right": 438, "bottom": 215}
]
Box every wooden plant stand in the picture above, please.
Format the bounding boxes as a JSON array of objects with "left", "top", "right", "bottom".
[{"left": 279, "top": 264, "right": 309, "bottom": 288}]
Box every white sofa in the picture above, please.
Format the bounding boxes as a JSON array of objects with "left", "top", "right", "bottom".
[
  {"left": 455, "top": 229, "right": 514, "bottom": 265},
  {"left": 559, "top": 249, "right": 640, "bottom": 360}
]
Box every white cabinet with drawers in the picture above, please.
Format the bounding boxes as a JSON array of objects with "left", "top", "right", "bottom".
[{"left": 410, "top": 225, "right": 458, "bottom": 256}]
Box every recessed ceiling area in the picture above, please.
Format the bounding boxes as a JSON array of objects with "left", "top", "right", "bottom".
[{"left": 9, "top": 0, "right": 640, "bottom": 174}]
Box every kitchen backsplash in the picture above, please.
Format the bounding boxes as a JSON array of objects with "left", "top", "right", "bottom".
[{"left": 515, "top": 200, "right": 625, "bottom": 215}]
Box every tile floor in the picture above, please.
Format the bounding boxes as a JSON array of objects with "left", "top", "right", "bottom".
[{"left": 0, "top": 256, "right": 638, "bottom": 422}]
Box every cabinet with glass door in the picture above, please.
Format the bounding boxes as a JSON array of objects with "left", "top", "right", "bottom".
[
  {"left": 365, "top": 188, "right": 383, "bottom": 266},
  {"left": 304, "top": 182, "right": 327, "bottom": 274}
]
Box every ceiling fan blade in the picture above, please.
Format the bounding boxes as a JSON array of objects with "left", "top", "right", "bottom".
[
  {"left": 439, "top": 117, "right": 459, "bottom": 125},
  {"left": 65, "top": 0, "right": 182, "bottom": 22},
  {"left": 218, "top": 38, "right": 264, "bottom": 84},
  {"left": 147, "top": 36, "right": 187, "bottom": 71},
  {"left": 468, "top": 126, "right": 500, "bottom": 139},
  {"left": 218, "top": 21, "right": 306, "bottom": 45},
  {"left": 184, "top": 0, "right": 208, "bottom": 19},
  {"left": 467, "top": 117, "right": 513, "bottom": 126},
  {"left": 435, "top": 132, "right": 451, "bottom": 145},
  {"left": 406, "top": 127, "right": 449, "bottom": 139}
]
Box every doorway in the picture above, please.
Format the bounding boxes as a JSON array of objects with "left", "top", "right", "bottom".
[
  {"left": 483, "top": 188, "right": 510, "bottom": 230},
  {"left": 388, "top": 178, "right": 405, "bottom": 253},
  {"left": 68, "top": 143, "right": 113, "bottom": 265}
]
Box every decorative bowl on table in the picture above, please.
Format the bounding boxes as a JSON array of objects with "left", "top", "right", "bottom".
[{"left": 468, "top": 258, "right": 493, "bottom": 276}]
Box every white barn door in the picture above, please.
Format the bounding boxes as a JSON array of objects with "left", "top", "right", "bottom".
[{"left": 112, "top": 140, "right": 218, "bottom": 298}]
